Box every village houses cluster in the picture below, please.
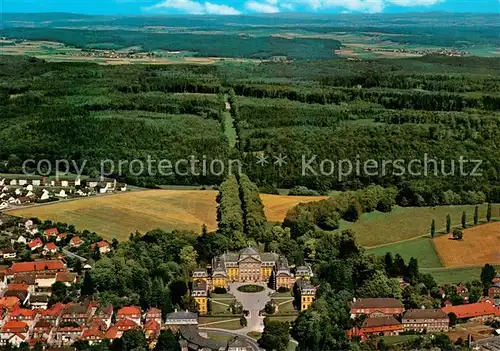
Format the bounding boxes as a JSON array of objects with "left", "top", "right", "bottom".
[
  {"left": 348, "top": 274, "right": 500, "bottom": 340},
  {"left": 0, "top": 177, "right": 127, "bottom": 210}
]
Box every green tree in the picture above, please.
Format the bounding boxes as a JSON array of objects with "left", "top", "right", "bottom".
[
  {"left": 453, "top": 228, "right": 464, "bottom": 240},
  {"left": 154, "top": 330, "right": 180, "bottom": 351},
  {"left": 474, "top": 206, "right": 479, "bottom": 225},
  {"left": 448, "top": 312, "right": 458, "bottom": 327},
  {"left": 430, "top": 219, "right": 436, "bottom": 238},
  {"left": 50, "top": 281, "right": 68, "bottom": 304},
  {"left": 480, "top": 264, "right": 497, "bottom": 288},
  {"left": 240, "top": 315, "right": 248, "bottom": 327},
  {"left": 487, "top": 203, "right": 492, "bottom": 222},
  {"left": 81, "top": 271, "right": 95, "bottom": 297},
  {"left": 122, "top": 329, "right": 147, "bottom": 351},
  {"left": 462, "top": 211, "right": 467, "bottom": 229},
  {"left": 446, "top": 214, "right": 452, "bottom": 233},
  {"left": 259, "top": 318, "right": 290, "bottom": 351}
]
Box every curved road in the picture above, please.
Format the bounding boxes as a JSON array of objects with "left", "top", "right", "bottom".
[{"left": 198, "top": 327, "right": 263, "bottom": 351}]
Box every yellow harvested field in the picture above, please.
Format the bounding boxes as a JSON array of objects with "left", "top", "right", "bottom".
[
  {"left": 8, "top": 190, "right": 219, "bottom": 241},
  {"left": 261, "top": 194, "right": 328, "bottom": 222},
  {"left": 6, "top": 190, "right": 324, "bottom": 241},
  {"left": 433, "top": 222, "right": 500, "bottom": 267}
]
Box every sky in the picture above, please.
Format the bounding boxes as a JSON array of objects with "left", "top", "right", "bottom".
[{"left": 1, "top": 0, "right": 499, "bottom": 15}]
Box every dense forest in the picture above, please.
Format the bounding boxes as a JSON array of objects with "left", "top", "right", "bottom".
[{"left": 1, "top": 55, "right": 500, "bottom": 197}]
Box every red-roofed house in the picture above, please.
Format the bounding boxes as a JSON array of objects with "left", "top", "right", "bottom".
[
  {"left": 94, "top": 305, "right": 113, "bottom": 329},
  {"left": 55, "top": 272, "right": 77, "bottom": 286},
  {"left": 115, "top": 318, "right": 139, "bottom": 331},
  {"left": 41, "top": 303, "right": 64, "bottom": 325},
  {"left": 96, "top": 241, "right": 111, "bottom": 254},
  {"left": 145, "top": 307, "right": 162, "bottom": 324},
  {"left": 144, "top": 320, "right": 160, "bottom": 340},
  {"left": 54, "top": 325, "right": 83, "bottom": 345},
  {"left": 9, "top": 260, "right": 66, "bottom": 277},
  {"left": 9, "top": 308, "right": 38, "bottom": 325},
  {"left": 70, "top": 236, "right": 83, "bottom": 248},
  {"left": 117, "top": 306, "right": 142, "bottom": 325},
  {"left": 104, "top": 326, "right": 119, "bottom": 340},
  {"left": 455, "top": 284, "right": 470, "bottom": 302},
  {"left": 28, "top": 238, "right": 43, "bottom": 251},
  {"left": 81, "top": 328, "right": 104, "bottom": 345},
  {"left": 1, "top": 321, "right": 29, "bottom": 346},
  {"left": 0, "top": 297, "right": 20, "bottom": 311},
  {"left": 44, "top": 242, "right": 58, "bottom": 255},
  {"left": 44, "top": 228, "right": 59, "bottom": 238},
  {"left": 442, "top": 302, "right": 500, "bottom": 321},
  {"left": 350, "top": 298, "right": 405, "bottom": 318},
  {"left": 348, "top": 317, "right": 403, "bottom": 341},
  {"left": 488, "top": 282, "right": 500, "bottom": 298},
  {"left": 33, "top": 320, "right": 54, "bottom": 339},
  {"left": 60, "top": 303, "right": 92, "bottom": 325}
]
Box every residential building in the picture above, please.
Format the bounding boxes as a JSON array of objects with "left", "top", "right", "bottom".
[
  {"left": 165, "top": 310, "right": 198, "bottom": 332},
  {"left": 28, "top": 238, "right": 43, "bottom": 251},
  {"left": 96, "top": 241, "right": 111, "bottom": 254},
  {"left": 1, "top": 321, "right": 29, "bottom": 346},
  {"left": 116, "top": 306, "right": 142, "bottom": 325},
  {"left": 350, "top": 298, "right": 405, "bottom": 318},
  {"left": 1, "top": 249, "right": 17, "bottom": 260},
  {"left": 442, "top": 302, "right": 500, "bottom": 321},
  {"left": 44, "top": 242, "right": 58, "bottom": 255},
  {"left": 44, "top": 228, "right": 59, "bottom": 239},
  {"left": 493, "top": 273, "right": 500, "bottom": 284},
  {"left": 456, "top": 284, "right": 470, "bottom": 302},
  {"left": 60, "top": 303, "right": 92, "bottom": 325},
  {"left": 402, "top": 309, "right": 449, "bottom": 333},
  {"left": 350, "top": 316, "right": 403, "bottom": 340},
  {"left": 145, "top": 307, "right": 162, "bottom": 324},
  {"left": 191, "top": 282, "right": 208, "bottom": 314},
  {"left": 296, "top": 279, "right": 316, "bottom": 312},
  {"left": 488, "top": 282, "right": 500, "bottom": 298},
  {"left": 9, "top": 260, "right": 66, "bottom": 276},
  {"left": 80, "top": 328, "right": 104, "bottom": 345},
  {"left": 56, "top": 272, "right": 77, "bottom": 286},
  {"left": 70, "top": 237, "right": 83, "bottom": 248},
  {"left": 54, "top": 326, "right": 83, "bottom": 345},
  {"left": 33, "top": 320, "right": 54, "bottom": 339}
]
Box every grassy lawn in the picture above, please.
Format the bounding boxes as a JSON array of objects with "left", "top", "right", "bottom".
[
  {"left": 266, "top": 315, "right": 298, "bottom": 323},
  {"left": 210, "top": 292, "right": 235, "bottom": 299},
  {"left": 270, "top": 291, "right": 293, "bottom": 298},
  {"left": 377, "top": 335, "right": 420, "bottom": 345},
  {"left": 223, "top": 110, "right": 237, "bottom": 148},
  {"left": 209, "top": 301, "right": 233, "bottom": 314},
  {"left": 341, "top": 204, "right": 500, "bottom": 247},
  {"left": 276, "top": 300, "right": 296, "bottom": 313},
  {"left": 421, "top": 265, "right": 500, "bottom": 284},
  {"left": 247, "top": 332, "right": 261, "bottom": 340},
  {"left": 198, "top": 317, "right": 242, "bottom": 330},
  {"left": 366, "top": 237, "right": 442, "bottom": 268}
]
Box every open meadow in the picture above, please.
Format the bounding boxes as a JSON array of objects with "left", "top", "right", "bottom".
[
  {"left": 341, "top": 204, "right": 500, "bottom": 247},
  {"left": 6, "top": 190, "right": 326, "bottom": 241}
]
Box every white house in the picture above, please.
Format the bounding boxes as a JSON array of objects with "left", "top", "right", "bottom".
[
  {"left": 8, "top": 197, "right": 21, "bottom": 205},
  {"left": 0, "top": 202, "right": 7, "bottom": 210},
  {"left": 26, "top": 185, "right": 34, "bottom": 192},
  {"left": 18, "top": 180, "right": 27, "bottom": 186},
  {"left": 75, "top": 179, "right": 81, "bottom": 186},
  {"left": 61, "top": 181, "right": 69, "bottom": 188},
  {"left": 14, "top": 189, "right": 21, "bottom": 196},
  {"left": 40, "top": 190, "right": 50, "bottom": 201},
  {"left": 0, "top": 179, "right": 4, "bottom": 186},
  {"left": 1, "top": 186, "right": 8, "bottom": 192},
  {"left": 56, "top": 190, "right": 68, "bottom": 198},
  {"left": 32, "top": 180, "right": 41, "bottom": 186},
  {"left": 1, "top": 249, "right": 17, "bottom": 259},
  {"left": 9, "top": 180, "right": 17, "bottom": 186},
  {"left": 99, "top": 184, "right": 108, "bottom": 194}
]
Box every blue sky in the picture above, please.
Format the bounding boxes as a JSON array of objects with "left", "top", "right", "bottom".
[{"left": 2, "top": 0, "right": 499, "bottom": 15}]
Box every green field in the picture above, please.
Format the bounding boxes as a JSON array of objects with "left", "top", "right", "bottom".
[
  {"left": 341, "top": 204, "right": 500, "bottom": 247},
  {"left": 366, "top": 237, "right": 442, "bottom": 269},
  {"left": 421, "top": 266, "right": 500, "bottom": 285}
]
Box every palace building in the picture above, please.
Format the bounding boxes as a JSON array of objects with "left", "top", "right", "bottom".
[{"left": 191, "top": 247, "right": 312, "bottom": 292}]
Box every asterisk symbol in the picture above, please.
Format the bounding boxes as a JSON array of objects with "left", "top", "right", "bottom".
[
  {"left": 273, "top": 154, "right": 287, "bottom": 167},
  {"left": 256, "top": 154, "right": 269, "bottom": 166}
]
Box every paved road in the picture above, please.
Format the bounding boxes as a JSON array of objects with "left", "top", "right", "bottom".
[
  {"left": 229, "top": 282, "right": 273, "bottom": 333},
  {"left": 198, "top": 327, "right": 263, "bottom": 351}
]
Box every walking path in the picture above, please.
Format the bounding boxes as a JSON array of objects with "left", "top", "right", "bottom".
[{"left": 229, "top": 282, "right": 273, "bottom": 334}]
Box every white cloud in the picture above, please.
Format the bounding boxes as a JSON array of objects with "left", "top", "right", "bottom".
[
  {"left": 149, "top": 0, "right": 241, "bottom": 14},
  {"left": 245, "top": 1, "right": 281, "bottom": 13},
  {"left": 205, "top": 2, "right": 242, "bottom": 14},
  {"left": 284, "top": 0, "right": 444, "bottom": 13},
  {"left": 387, "top": 0, "right": 442, "bottom": 5}
]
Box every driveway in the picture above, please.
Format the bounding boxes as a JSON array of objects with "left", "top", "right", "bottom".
[{"left": 229, "top": 282, "right": 273, "bottom": 333}]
